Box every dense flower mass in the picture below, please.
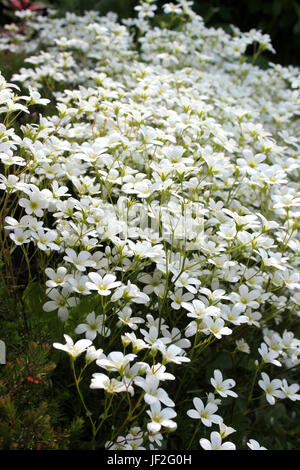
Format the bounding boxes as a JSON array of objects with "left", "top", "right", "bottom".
[{"left": 0, "top": 0, "right": 299, "bottom": 450}]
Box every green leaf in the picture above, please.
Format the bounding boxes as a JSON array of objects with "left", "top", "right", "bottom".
[
  {"left": 293, "top": 21, "right": 300, "bottom": 34},
  {"left": 272, "top": 0, "right": 283, "bottom": 16},
  {"left": 23, "top": 282, "right": 47, "bottom": 319},
  {"left": 294, "top": 1, "right": 300, "bottom": 19}
]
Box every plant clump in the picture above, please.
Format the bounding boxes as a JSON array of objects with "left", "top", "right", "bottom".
[{"left": 0, "top": 0, "right": 299, "bottom": 451}]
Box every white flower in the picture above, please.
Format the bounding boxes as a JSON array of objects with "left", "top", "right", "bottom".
[
  {"left": 170, "top": 289, "right": 194, "bottom": 310},
  {"left": 221, "top": 304, "right": 249, "bottom": 325},
  {"left": 235, "top": 338, "right": 250, "bottom": 354},
  {"left": 247, "top": 439, "right": 267, "bottom": 450},
  {"left": 134, "top": 374, "right": 175, "bottom": 407},
  {"left": 90, "top": 373, "right": 131, "bottom": 394},
  {"left": 9, "top": 228, "right": 32, "bottom": 245},
  {"left": 280, "top": 379, "right": 300, "bottom": 401},
  {"left": 19, "top": 189, "right": 48, "bottom": 217},
  {"left": 159, "top": 344, "right": 190, "bottom": 365},
  {"left": 43, "top": 287, "right": 77, "bottom": 321},
  {"left": 258, "top": 372, "right": 285, "bottom": 405},
  {"left": 187, "top": 397, "right": 223, "bottom": 427},
  {"left": 85, "top": 346, "right": 104, "bottom": 363},
  {"left": 86, "top": 272, "right": 122, "bottom": 295},
  {"left": 96, "top": 351, "right": 137, "bottom": 373},
  {"left": 210, "top": 369, "right": 238, "bottom": 398},
  {"left": 31, "top": 229, "right": 60, "bottom": 251},
  {"left": 75, "top": 311, "right": 110, "bottom": 340},
  {"left": 146, "top": 402, "right": 177, "bottom": 434},
  {"left": 258, "top": 342, "right": 282, "bottom": 367},
  {"left": 182, "top": 299, "right": 220, "bottom": 320},
  {"left": 202, "top": 317, "right": 232, "bottom": 339},
  {"left": 45, "top": 267, "right": 68, "bottom": 288},
  {"left": 141, "top": 325, "right": 171, "bottom": 351},
  {"left": 53, "top": 334, "right": 92, "bottom": 358},
  {"left": 145, "top": 363, "right": 175, "bottom": 382},
  {"left": 230, "top": 285, "right": 260, "bottom": 311},
  {"left": 200, "top": 431, "right": 236, "bottom": 450},
  {"left": 219, "top": 422, "right": 236, "bottom": 438},
  {"left": 116, "top": 306, "right": 145, "bottom": 330},
  {"left": 111, "top": 281, "right": 150, "bottom": 304},
  {"left": 172, "top": 271, "right": 201, "bottom": 293},
  {"left": 63, "top": 248, "right": 96, "bottom": 272}
]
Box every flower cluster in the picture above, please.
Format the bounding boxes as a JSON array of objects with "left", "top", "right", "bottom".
[{"left": 1, "top": 0, "right": 300, "bottom": 450}]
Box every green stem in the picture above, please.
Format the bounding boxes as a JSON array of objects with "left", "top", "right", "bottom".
[
  {"left": 71, "top": 358, "right": 97, "bottom": 449},
  {"left": 247, "top": 361, "right": 263, "bottom": 405},
  {"left": 187, "top": 421, "right": 201, "bottom": 450}
]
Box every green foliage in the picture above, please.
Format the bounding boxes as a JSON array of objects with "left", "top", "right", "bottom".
[
  {"left": 0, "top": 341, "right": 83, "bottom": 449},
  {"left": 50, "top": 0, "right": 136, "bottom": 18},
  {"left": 0, "top": 51, "right": 28, "bottom": 80},
  {"left": 191, "top": 0, "right": 300, "bottom": 66}
]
